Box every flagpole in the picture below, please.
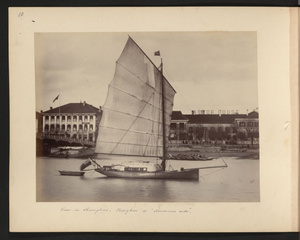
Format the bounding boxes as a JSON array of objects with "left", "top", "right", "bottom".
[{"left": 52, "top": 94, "right": 60, "bottom": 135}]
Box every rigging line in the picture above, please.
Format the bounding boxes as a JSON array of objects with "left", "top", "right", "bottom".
[
  {"left": 101, "top": 106, "right": 163, "bottom": 125},
  {"left": 217, "top": 151, "right": 228, "bottom": 168},
  {"left": 99, "top": 125, "right": 163, "bottom": 137},
  {"left": 110, "top": 92, "right": 156, "bottom": 154},
  {"left": 142, "top": 91, "right": 165, "bottom": 157},
  {"left": 143, "top": 129, "right": 158, "bottom": 156},
  {"left": 108, "top": 84, "right": 173, "bottom": 115},
  {"left": 200, "top": 167, "right": 226, "bottom": 177},
  {"left": 164, "top": 67, "right": 192, "bottom": 113},
  {"left": 116, "top": 61, "right": 175, "bottom": 105},
  {"left": 143, "top": 91, "right": 156, "bottom": 156},
  {"left": 126, "top": 36, "right": 176, "bottom": 94}
]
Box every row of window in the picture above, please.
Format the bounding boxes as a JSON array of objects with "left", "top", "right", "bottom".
[
  {"left": 44, "top": 124, "right": 94, "bottom": 132},
  {"left": 238, "top": 122, "right": 259, "bottom": 127},
  {"left": 44, "top": 115, "right": 94, "bottom": 122},
  {"left": 188, "top": 126, "right": 233, "bottom": 133},
  {"left": 170, "top": 123, "right": 185, "bottom": 130}
]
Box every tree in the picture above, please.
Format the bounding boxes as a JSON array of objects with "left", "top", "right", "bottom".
[
  {"left": 247, "top": 130, "right": 254, "bottom": 146},
  {"left": 217, "top": 130, "right": 227, "bottom": 140},
  {"left": 246, "top": 129, "right": 259, "bottom": 146},
  {"left": 179, "top": 132, "right": 188, "bottom": 141},
  {"left": 196, "top": 127, "right": 203, "bottom": 140},
  {"left": 208, "top": 129, "right": 218, "bottom": 141},
  {"left": 253, "top": 132, "right": 259, "bottom": 138},
  {"left": 233, "top": 135, "right": 237, "bottom": 141},
  {"left": 237, "top": 132, "right": 247, "bottom": 141}
]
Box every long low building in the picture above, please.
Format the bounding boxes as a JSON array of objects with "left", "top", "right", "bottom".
[{"left": 170, "top": 110, "right": 259, "bottom": 144}]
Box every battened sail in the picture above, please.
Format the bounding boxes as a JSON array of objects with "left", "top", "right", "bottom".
[{"left": 95, "top": 37, "right": 176, "bottom": 157}]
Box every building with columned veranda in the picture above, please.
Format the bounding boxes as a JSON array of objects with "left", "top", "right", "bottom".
[{"left": 41, "top": 101, "right": 102, "bottom": 143}]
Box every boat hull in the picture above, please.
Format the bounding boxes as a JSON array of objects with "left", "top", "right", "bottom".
[
  {"left": 95, "top": 168, "right": 199, "bottom": 180},
  {"left": 59, "top": 170, "right": 85, "bottom": 176},
  {"left": 172, "top": 157, "right": 214, "bottom": 161}
]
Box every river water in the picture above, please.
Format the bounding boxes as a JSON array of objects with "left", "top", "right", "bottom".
[{"left": 36, "top": 156, "right": 259, "bottom": 202}]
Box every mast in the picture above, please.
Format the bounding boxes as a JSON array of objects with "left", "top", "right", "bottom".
[{"left": 160, "top": 58, "right": 166, "bottom": 171}]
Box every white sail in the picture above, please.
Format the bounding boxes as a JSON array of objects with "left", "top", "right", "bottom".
[{"left": 95, "top": 37, "right": 176, "bottom": 157}]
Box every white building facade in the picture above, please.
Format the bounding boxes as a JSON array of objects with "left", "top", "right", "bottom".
[{"left": 42, "top": 102, "right": 101, "bottom": 142}]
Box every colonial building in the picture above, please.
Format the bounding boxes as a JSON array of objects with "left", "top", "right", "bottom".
[
  {"left": 36, "top": 111, "right": 43, "bottom": 134},
  {"left": 169, "top": 111, "right": 189, "bottom": 142},
  {"left": 234, "top": 111, "right": 259, "bottom": 132},
  {"left": 185, "top": 113, "right": 238, "bottom": 142},
  {"left": 234, "top": 111, "right": 259, "bottom": 144},
  {"left": 170, "top": 110, "right": 259, "bottom": 144},
  {"left": 41, "top": 102, "right": 102, "bottom": 142}
]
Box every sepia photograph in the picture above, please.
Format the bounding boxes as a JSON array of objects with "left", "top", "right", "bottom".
[
  {"left": 9, "top": 7, "right": 296, "bottom": 232},
  {"left": 35, "top": 32, "right": 259, "bottom": 202}
]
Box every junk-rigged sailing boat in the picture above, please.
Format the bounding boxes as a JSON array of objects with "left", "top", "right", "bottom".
[{"left": 81, "top": 36, "right": 227, "bottom": 180}]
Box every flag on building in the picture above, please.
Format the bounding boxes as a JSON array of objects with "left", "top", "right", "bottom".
[
  {"left": 154, "top": 51, "right": 160, "bottom": 56},
  {"left": 53, "top": 94, "right": 60, "bottom": 102}
]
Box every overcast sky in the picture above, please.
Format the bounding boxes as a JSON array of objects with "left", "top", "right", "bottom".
[{"left": 35, "top": 32, "right": 258, "bottom": 114}]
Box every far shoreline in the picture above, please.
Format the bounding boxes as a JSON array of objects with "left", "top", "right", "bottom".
[{"left": 168, "top": 145, "right": 259, "bottom": 160}]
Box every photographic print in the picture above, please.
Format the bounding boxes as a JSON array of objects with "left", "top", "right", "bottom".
[
  {"left": 35, "top": 32, "right": 259, "bottom": 202},
  {"left": 10, "top": 7, "right": 296, "bottom": 232}
]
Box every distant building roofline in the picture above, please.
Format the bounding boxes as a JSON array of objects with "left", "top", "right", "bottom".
[{"left": 43, "top": 102, "right": 100, "bottom": 114}]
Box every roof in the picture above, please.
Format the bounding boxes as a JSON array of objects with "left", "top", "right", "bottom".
[
  {"left": 36, "top": 111, "right": 42, "bottom": 118},
  {"left": 43, "top": 102, "right": 100, "bottom": 114},
  {"left": 185, "top": 114, "right": 242, "bottom": 124},
  {"left": 247, "top": 111, "right": 259, "bottom": 118},
  {"left": 171, "top": 111, "right": 189, "bottom": 121},
  {"left": 182, "top": 111, "right": 259, "bottom": 124}
]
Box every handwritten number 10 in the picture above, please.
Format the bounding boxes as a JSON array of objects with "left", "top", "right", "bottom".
[{"left": 18, "top": 12, "right": 24, "bottom": 17}]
